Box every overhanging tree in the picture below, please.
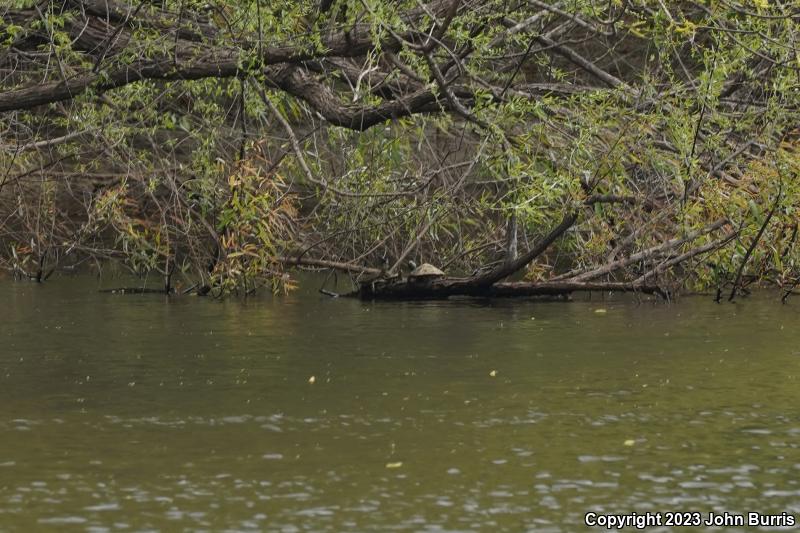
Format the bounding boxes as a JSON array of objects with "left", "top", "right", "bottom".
[{"left": 1, "top": 0, "right": 798, "bottom": 298}]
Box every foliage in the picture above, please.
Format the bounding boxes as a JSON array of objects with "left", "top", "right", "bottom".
[{"left": 1, "top": 0, "right": 799, "bottom": 295}]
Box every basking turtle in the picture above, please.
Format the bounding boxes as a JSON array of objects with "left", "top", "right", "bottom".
[{"left": 408, "top": 263, "right": 445, "bottom": 283}]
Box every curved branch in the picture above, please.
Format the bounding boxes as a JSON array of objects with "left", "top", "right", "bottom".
[{"left": 470, "top": 211, "right": 579, "bottom": 286}]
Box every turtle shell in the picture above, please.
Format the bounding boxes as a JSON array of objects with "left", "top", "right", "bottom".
[{"left": 408, "top": 263, "right": 445, "bottom": 279}]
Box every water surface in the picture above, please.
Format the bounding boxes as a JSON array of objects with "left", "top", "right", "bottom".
[{"left": 1, "top": 278, "right": 799, "bottom": 531}]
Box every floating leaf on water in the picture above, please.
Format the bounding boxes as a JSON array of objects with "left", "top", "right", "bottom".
[
  {"left": 489, "top": 370, "right": 497, "bottom": 377},
  {"left": 385, "top": 461, "right": 403, "bottom": 469},
  {"left": 624, "top": 439, "right": 636, "bottom": 446},
  {"left": 594, "top": 308, "right": 607, "bottom": 314},
  {"left": 308, "top": 376, "right": 316, "bottom": 384}
]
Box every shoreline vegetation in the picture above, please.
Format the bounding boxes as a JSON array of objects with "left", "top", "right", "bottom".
[{"left": 1, "top": 1, "right": 799, "bottom": 302}]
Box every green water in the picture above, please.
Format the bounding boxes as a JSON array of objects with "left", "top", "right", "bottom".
[{"left": 1, "top": 278, "right": 800, "bottom": 531}]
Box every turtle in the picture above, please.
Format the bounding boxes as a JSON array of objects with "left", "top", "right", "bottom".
[{"left": 408, "top": 263, "right": 445, "bottom": 282}]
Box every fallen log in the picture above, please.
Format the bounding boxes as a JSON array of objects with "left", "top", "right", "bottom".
[
  {"left": 350, "top": 277, "right": 668, "bottom": 300},
  {"left": 489, "top": 281, "right": 668, "bottom": 299}
]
